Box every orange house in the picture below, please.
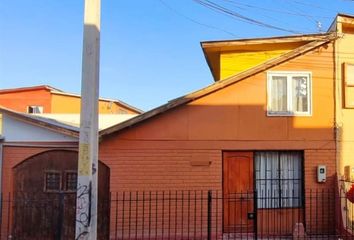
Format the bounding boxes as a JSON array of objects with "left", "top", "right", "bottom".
[
  {"left": 97, "top": 31, "right": 337, "bottom": 237},
  {"left": 1, "top": 14, "right": 354, "bottom": 239},
  {"left": 0, "top": 85, "right": 142, "bottom": 114}
]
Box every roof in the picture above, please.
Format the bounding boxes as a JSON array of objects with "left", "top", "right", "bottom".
[
  {"left": 0, "top": 106, "right": 79, "bottom": 138},
  {"left": 34, "top": 113, "right": 138, "bottom": 130},
  {"left": 201, "top": 33, "right": 334, "bottom": 81},
  {"left": 0, "top": 85, "right": 62, "bottom": 94},
  {"left": 50, "top": 90, "right": 143, "bottom": 114},
  {"left": 100, "top": 32, "right": 338, "bottom": 139},
  {"left": 201, "top": 33, "right": 332, "bottom": 49},
  {"left": 0, "top": 85, "right": 144, "bottom": 114},
  {"left": 337, "top": 13, "right": 354, "bottom": 19},
  {"left": 328, "top": 13, "right": 354, "bottom": 32}
]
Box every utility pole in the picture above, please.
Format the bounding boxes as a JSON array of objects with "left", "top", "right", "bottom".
[{"left": 75, "top": 0, "right": 100, "bottom": 239}]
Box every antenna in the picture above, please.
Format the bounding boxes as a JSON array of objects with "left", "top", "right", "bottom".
[{"left": 317, "top": 21, "right": 323, "bottom": 33}]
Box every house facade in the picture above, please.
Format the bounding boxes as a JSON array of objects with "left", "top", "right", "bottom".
[
  {"left": 96, "top": 14, "right": 354, "bottom": 237},
  {"left": 332, "top": 14, "right": 354, "bottom": 234},
  {"left": 0, "top": 107, "right": 112, "bottom": 239},
  {"left": 98, "top": 32, "right": 338, "bottom": 236},
  {"left": 0, "top": 14, "right": 353, "bottom": 239},
  {"left": 332, "top": 14, "right": 354, "bottom": 180},
  {"left": 0, "top": 85, "right": 142, "bottom": 114}
]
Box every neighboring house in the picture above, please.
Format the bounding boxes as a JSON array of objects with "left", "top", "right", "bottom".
[
  {"left": 33, "top": 113, "right": 138, "bottom": 130},
  {"left": 0, "top": 13, "right": 353, "bottom": 239},
  {"left": 0, "top": 85, "right": 142, "bottom": 114},
  {"left": 332, "top": 14, "right": 354, "bottom": 183},
  {"left": 0, "top": 107, "right": 112, "bottom": 239}
]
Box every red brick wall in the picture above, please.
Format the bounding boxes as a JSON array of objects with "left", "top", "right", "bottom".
[
  {"left": 99, "top": 139, "right": 336, "bottom": 192},
  {"left": 0, "top": 145, "right": 336, "bottom": 238},
  {"left": 304, "top": 149, "right": 337, "bottom": 235},
  {"left": 99, "top": 148, "right": 222, "bottom": 192},
  {"left": 99, "top": 139, "right": 336, "bottom": 237},
  {"left": 304, "top": 149, "right": 336, "bottom": 189}
]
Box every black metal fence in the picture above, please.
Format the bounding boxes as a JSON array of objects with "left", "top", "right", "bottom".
[{"left": 0, "top": 188, "right": 353, "bottom": 239}]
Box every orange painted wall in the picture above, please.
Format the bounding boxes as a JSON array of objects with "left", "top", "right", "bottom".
[
  {"left": 1, "top": 43, "right": 335, "bottom": 194},
  {"left": 0, "top": 89, "right": 139, "bottom": 114},
  {"left": 99, "top": 42, "right": 336, "bottom": 192},
  {"left": 0, "top": 42, "right": 337, "bottom": 237},
  {"left": 97, "top": 43, "right": 336, "bottom": 237},
  {"left": 51, "top": 93, "right": 138, "bottom": 114},
  {"left": 107, "top": 43, "right": 334, "bottom": 142},
  {"left": 0, "top": 89, "right": 52, "bottom": 113}
]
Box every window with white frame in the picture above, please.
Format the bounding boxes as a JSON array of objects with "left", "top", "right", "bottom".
[
  {"left": 267, "top": 72, "right": 311, "bottom": 116},
  {"left": 27, "top": 105, "right": 44, "bottom": 114}
]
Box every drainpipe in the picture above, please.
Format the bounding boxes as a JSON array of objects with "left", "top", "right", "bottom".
[
  {"left": 0, "top": 135, "right": 3, "bottom": 195},
  {"left": 0, "top": 135, "right": 4, "bottom": 216}
]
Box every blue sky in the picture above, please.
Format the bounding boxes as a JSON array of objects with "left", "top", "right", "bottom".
[{"left": 0, "top": 0, "right": 353, "bottom": 111}]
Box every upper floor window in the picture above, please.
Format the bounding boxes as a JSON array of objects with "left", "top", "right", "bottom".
[
  {"left": 27, "top": 105, "right": 43, "bottom": 114},
  {"left": 267, "top": 72, "right": 311, "bottom": 116}
]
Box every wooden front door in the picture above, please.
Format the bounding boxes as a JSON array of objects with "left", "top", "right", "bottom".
[
  {"left": 223, "top": 151, "right": 254, "bottom": 233},
  {"left": 12, "top": 150, "right": 110, "bottom": 240}
]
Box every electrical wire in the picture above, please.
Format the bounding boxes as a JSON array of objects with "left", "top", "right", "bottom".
[
  {"left": 158, "top": 0, "right": 238, "bottom": 37},
  {"left": 192, "top": 0, "right": 303, "bottom": 34},
  {"left": 281, "top": 0, "right": 338, "bottom": 12},
  {"left": 219, "top": 0, "right": 332, "bottom": 20},
  {"left": 218, "top": 0, "right": 317, "bottom": 33}
]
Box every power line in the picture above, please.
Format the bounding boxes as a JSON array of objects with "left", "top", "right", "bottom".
[
  {"left": 220, "top": 0, "right": 332, "bottom": 19},
  {"left": 219, "top": 0, "right": 318, "bottom": 33},
  {"left": 158, "top": 0, "right": 238, "bottom": 37},
  {"left": 281, "top": 0, "right": 337, "bottom": 12},
  {"left": 192, "top": 0, "right": 303, "bottom": 34}
]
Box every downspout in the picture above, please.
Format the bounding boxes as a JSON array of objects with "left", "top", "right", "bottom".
[
  {"left": 0, "top": 135, "right": 4, "bottom": 223},
  {"left": 0, "top": 135, "right": 3, "bottom": 195}
]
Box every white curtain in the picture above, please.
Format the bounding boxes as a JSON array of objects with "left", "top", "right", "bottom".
[
  {"left": 271, "top": 76, "right": 287, "bottom": 112},
  {"left": 255, "top": 151, "right": 303, "bottom": 208}
]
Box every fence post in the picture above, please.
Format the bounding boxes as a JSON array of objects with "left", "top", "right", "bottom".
[
  {"left": 207, "top": 190, "right": 212, "bottom": 240},
  {"left": 254, "top": 190, "right": 258, "bottom": 240}
]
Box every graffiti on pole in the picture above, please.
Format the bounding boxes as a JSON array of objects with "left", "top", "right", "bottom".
[{"left": 76, "top": 180, "right": 91, "bottom": 240}]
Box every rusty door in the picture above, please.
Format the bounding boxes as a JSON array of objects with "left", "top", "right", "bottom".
[
  {"left": 12, "top": 150, "right": 110, "bottom": 240},
  {"left": 223, "top": 151, "right": 254, "bottom": 233}
]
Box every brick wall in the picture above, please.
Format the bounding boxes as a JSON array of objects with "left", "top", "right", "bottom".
[
  {"left": 304, "top": 149, "right": 337, "bottom": 235},
  {"left": 99, "top": 142, "right": 336, "bottom": 237},
  {"left": 99, "top": 148, "right": 222, "bottom": 192}
]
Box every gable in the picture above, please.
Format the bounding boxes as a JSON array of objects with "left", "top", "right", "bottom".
[
  {"left": 219, "top": 42, "right": 305, "bottom": 80},
  {"left": 2, "top": 114, "right": 77, "bottom": 142},
  {"left": 103, "top": 42, "right": 335, "bottom": 143},
  {"left": 202, "top": 34, "right": 332, "bottom": 82},
  {"left": 101, "top": 33, "right": 336, "bottom": 140}
]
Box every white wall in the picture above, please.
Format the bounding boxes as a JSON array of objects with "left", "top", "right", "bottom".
[{"left": 2, "top": 114, "right": 77, "bottom": 142}]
